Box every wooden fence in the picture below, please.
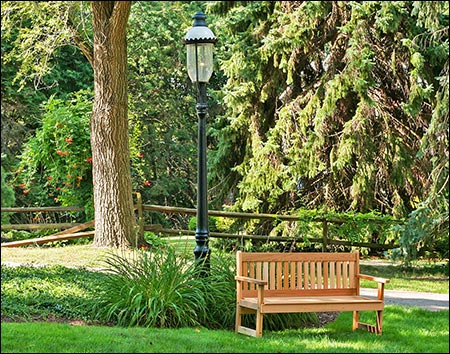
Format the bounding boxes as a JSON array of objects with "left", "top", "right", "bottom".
[{"left": 1, "top": 195, "right": 400, "bottom": 250}]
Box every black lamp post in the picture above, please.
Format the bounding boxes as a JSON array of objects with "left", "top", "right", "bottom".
[{"left": 184, "top": 11, "right": 216, "bottom": 275}]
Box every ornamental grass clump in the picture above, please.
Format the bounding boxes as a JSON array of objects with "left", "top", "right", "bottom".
[{"left": 95, "top": 247, "right": 224, "bottom": 328}]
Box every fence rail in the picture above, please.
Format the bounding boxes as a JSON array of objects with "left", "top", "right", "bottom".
[{"left": 1, "top": 199, "right": 400, "bottom": 250}]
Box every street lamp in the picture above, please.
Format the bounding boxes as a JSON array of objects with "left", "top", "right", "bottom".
[{"left": 184, "top": 11, "right": 216, "bottom": 275}]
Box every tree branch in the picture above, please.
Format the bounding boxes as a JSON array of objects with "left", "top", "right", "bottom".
[{"left": 67, "top": 17, "right": 94, "bottom": 68}]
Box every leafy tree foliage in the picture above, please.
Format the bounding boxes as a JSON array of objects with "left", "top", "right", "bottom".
[
  {"left": 126, "top": 1, "right": 204, "bottom": 210},
  {"left": 207, "top": 1, "right": 448, "bottom": 256},
  {"left": 1, "top": 162, "right": 15, "bottom": 224},
  {"left": 1, "top": 8, "right": 93, "bottom": 175},
  {"left": 1, "top": 1, "right": 214, "bottom": 238},
  {"left": 1, "top": 1, "right": 93, "bottom": 195},
  {"left": 13, "top": 91, "right": 93, "bottom": 216},
  {"left": 2, "top": 1, "right": 138, "bottom": 248}
]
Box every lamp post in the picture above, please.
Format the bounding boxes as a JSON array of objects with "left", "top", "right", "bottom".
[{"left": 184, "top": 11, "right": 216, "bottom": 275}]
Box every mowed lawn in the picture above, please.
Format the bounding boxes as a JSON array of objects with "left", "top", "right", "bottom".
[{"left": 1, "top": 243, "right": 449, "bottom": 353}]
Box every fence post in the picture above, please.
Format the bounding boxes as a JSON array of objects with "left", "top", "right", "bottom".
[
  {"left": 322, "top": 220, "right": 328, "bottom": 252},
  {"left": 136, "top": 192, "right": 144, "bottom": 243}
]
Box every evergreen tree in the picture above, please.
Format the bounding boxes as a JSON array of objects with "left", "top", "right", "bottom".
[
  {"left": 209, "top": 1, "right": 448, "bottom": 214},
  {"left": 208, "top": 1, "right": 448, "bottom": 254}
]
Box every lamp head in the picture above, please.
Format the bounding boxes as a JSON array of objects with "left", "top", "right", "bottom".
[{"left": 184, "top": 11, "right": 216, "bottom": 83}]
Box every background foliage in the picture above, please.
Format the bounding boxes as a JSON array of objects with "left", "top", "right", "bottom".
[
  {"left": 206, "top": 1, "right": 448, "bottom": 259},
  {"left": 1, "top": 1, "right": 448, "bottom": 260}
]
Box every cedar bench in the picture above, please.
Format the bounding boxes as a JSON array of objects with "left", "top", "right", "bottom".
[{"left": 235, "top": 251, "right": 390, "bottom": 337}]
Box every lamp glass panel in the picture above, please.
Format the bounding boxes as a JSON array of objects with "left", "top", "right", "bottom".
[{"left": 187, "top": 43, "right": 214, "bottom": 83}]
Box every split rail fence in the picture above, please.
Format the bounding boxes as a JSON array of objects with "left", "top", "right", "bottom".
[{"left": 1, "top": 194, "right": 400, "bottom": 250}]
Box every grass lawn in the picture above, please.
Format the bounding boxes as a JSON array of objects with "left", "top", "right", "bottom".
[
  {"left": 1, "top": 306, "right": 449, "bottom": 353},
  {"left": 1, "top": 242, "right": 449, "bottom": 353}
]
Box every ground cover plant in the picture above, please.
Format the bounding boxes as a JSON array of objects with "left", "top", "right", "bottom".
[{"left": 1, "top": 264, "right": 107, "bottom": 322}]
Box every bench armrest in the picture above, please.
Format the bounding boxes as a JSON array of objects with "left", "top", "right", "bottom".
[
  {"left": 235, "top": 276, "right": 266, "bottom": 305},
  {"left": 357, "top": 274, "right": 390, "bottom": 301},
  {"left": 357, "top": 274, "right": 390, "bottom": 284},
  {"left": 235, "top": 275, "right": 267, "bottom": 286}
]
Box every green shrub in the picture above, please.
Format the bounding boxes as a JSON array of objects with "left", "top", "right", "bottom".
[
  {"left": 94, "top": 247, "right": 215, "bottom": 328},
  {"left": 143, "top": 232, "right": 169, "bottom": 250},
  {"left": 93, "top": 247, "right": 317, "bottom": 331},
  {"left": 188, "top": 216, "right": 219, "bottom": 232},
  {"left": 201, "top": 251, "right": 237, "bottom": 329},
  {"left": 14, "top": 91, "right": 94, "bottom": 213}
]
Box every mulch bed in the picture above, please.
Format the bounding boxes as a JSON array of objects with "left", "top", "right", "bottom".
[{"left": 312, "top": 312, "right": 340, "bottom": 327}]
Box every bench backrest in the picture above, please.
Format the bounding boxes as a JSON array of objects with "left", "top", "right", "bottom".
[{"left": 236, "top": 251, "right": 361, "bottom": 298}]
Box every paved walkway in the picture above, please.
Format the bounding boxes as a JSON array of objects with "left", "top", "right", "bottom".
[{"left": 360, "top": 288, "right": 449, "bottom": 311}]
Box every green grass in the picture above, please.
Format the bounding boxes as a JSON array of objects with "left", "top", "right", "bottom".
[
  {"left": 0, "top": 244, "right": 111, "bottom": 269},
  {"left": 1, "top": 264, "right": 108, "bottom": 321},
  {"left": 1, "top": 243, "right": 449, "bottom": 353},
  {"left": 1, "top": 306, "right": 449, "bottom": 353},
  {"left": 359, "top": 262, "right": 449, "bottom": 293}
]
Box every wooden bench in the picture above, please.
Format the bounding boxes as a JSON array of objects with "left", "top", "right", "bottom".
[{"left": 235, "top": 251, "right": 390, "bottom": 337}]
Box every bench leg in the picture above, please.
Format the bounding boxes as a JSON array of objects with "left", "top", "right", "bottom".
[
  {"left": 235, "top": 304, "right": 242, "bottom": 333},
  {"left": 376, "top": 310, "right": 383, "bottom": 334},
  {"left": 255, "top": 308, "right": 263, "bottom": 338},
  {"left": 235, "top": 305, "right": 263, "bottom": 337},
  {"left": 352, "top": 311, "right": 359, "bottom": 330},
  {"left": 353, "top": 310, "right": 384, "bottom": 335}
]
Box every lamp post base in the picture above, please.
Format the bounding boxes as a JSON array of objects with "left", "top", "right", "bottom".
[{"left": 194, "top": 231, "right": 210, "bottom": 277}]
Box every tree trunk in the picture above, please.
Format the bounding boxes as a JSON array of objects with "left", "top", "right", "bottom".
[{"left": 90, "top": 1, "right": 140, "bottom": 248}]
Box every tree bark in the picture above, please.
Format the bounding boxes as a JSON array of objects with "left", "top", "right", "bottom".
[{"left": 90, "top": 1, "right": 140, "bottom": 248}]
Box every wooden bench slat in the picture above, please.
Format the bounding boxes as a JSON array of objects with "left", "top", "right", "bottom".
[
  {"left": 330, "top": 261, "right": 335, "bottom": 288},
  {"left": 256, "top": 261, "right": 262, "bottom": 286},
  {"left": 276, "top": 262, "right": 282, "bottom": 289},
  {"left": 242, "top": 288, "right": 357, "bottom": 297},
  {"left": 323, "top": 261, "right": 329, "bottom": 289},
  {"left": 269, "top": 261, "right": 276, "bottom": 290},
  {"left": 317, "top": 262, "right": 322, "bottom": 289},
  {"left": 263, "top": 262, "right": 269, "bottom": 290},
  {"left": 283, "top": 262, "right": 289, "bottom": 288},
  {"left": 349, "top": 262, "right": 355, "bottom": 288},
  {"left": 242, "top": 295, "right": 383, "bottom": 305},
  {"left": 303, "top": 262, "right": 309, "bottom": 289},
  {"left": 336, "top": 261, "right": 342, "bottom": 288},
  {"left": 249, "top": 261, "right": 255, "bottom": 290},
  {"left": 343, "top": 261, "right": 348, "bottom": 288}
]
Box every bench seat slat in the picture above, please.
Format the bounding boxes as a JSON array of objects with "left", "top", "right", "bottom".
[
  {"left": 240, "top": 296, "right": 384, "bottom": 313},
  {"left": 241, "top": 295, "right": 383, "bottom": 306}
]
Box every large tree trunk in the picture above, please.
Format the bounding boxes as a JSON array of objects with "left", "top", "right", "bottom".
[{"left": 90, "top": 1, "right": 139, "bottom": 248}]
